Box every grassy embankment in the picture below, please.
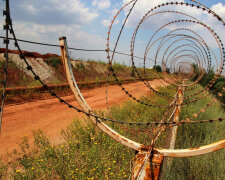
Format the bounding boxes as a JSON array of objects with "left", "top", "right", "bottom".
[
  {"left": 0, "top": 57, "right": 160, "bottom": 87},
  {"left": 0, "top": 57, "right": 160, "bottom": 97}
]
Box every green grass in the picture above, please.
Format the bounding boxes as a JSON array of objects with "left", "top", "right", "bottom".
[
  {"left": 0, "top": 87, "right": 174, "bottom": 179},
  {"left": 112, "top": 62, "right": 126, "bottom": 72},
  {"left": 6, "top": 125, "right": 135, "bottom": 179},
  {"left": 45, "top": 57, "right": 62, "bottom": 69},
  {"left": 161, "top": 86, "right": 225, "bottom": 179},
  {"left": 0, "top": 86, "right": 224, "bottom": 179},
  {"left": 0, "top": 59, "right": 38, "bottom": 88}
]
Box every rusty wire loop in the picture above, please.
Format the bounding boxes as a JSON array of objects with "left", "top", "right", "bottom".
[
  {"left": 104, "top": 3, "right": 225, "bottom": 122},
  {"left": 1, "top": 0, "right": 225, "bottom": 137},
  {"left": 107, "top": 0, "right": 225, "bottom": 121}
]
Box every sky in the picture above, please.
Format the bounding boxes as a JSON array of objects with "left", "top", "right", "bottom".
[{"left": 1, "top": 0, "right": 225, "bottom": 70}]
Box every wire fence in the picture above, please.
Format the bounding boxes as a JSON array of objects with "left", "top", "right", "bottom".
[
  {"left": 0, "top": 36, "right": 154, "bottom": 62},
  {"left": 1, "top": 0, "right": 225, "bottom": 178},
  {"left": 1, "top": 0, "right": 225, "bottom": 134}
]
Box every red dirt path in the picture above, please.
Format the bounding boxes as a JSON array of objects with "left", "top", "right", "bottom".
[{"left": 0, "top": 80, "right": 165, "bottom": 157}]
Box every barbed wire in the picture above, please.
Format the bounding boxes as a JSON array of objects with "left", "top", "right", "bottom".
[
  {"left": 106, "top": 1, "right": 225, "bottom": 112},
  {"left": 0, "top": 21, "right": 179, "bottom": 126},
  {"left": 104, "top": 0, "right": 225, "bottom": 130},
  {"left": 1, "top": 0, "right": 225, "bottom": 136},
  {"left": 0, "top": 0, "right": 10, "bottom": 133},
  {"left": 2, "top": 23, "right": 224, "bottom": 127},
  {"left": 1, "top": 3, "right": 225, "bottom": 179},
  {"left": 0, "top": 36, "right": 154, "bottom": 62}
]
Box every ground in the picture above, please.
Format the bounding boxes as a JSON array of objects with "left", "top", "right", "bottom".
[{"left": 0, "top": 79, "right": 166, "bottom": 157}]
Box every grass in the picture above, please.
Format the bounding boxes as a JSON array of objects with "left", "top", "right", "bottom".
[
  {"left": 1, "top": 56, "right": 159, "bottom": 94},
  {"left": 112, "top": 62, "right": 126, "bottom": 72},
  {"left": 0, "top": 85, "right": 224, "bottom": 179},
  {"left": 161, "top": 86, "right": 225, "bottom": 179},
  {"left": 0, "top": 122, "right": 136, "bottom": 179},
  {"left": 0, "top": 59, "right": 36, "bottom": 88},
  {"left": 45, "top": 57, "right": 62, "bottom": 69},
  {"left": 75, "top": 62, "right": 87, "bottom": 72},
  {"left": 0, "top": 87, "right": 174, "bottom": 179}
]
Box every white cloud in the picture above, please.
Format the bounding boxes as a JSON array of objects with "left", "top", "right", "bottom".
[
  {"left": 211, "top": 3, "right": 225, "bottom": 19},
  {"left": 1, "top": 0, "right": 107, "bottom": 61},
  {"left": 198, "top": 3, "right": 225, "bottom": 49},
  {"left": 120, "top": 0, "right": 225, "bottom": 47},
  {"left": 122, "top": 0, "right": 208, "bottom": 29},
  {"left": 12, "top": 21, "right": 104, "bottom": 46},
  {"left": 92, "top": 0, "right": 111, "bottom": 10},
  {"left": 12, "top": 0, "right": 99, "bottom": 26},
  {"left": 26, "top": 4, "right": 39, "bottom": 14},
  {"left": 6, "top": 20, "right": 106, "bottom": 61},
  {"left": 102, "top": 19, "right": 119, "bottom": 27},
  {"left": 111, "top": 8, "right": 119, "bottom": 16}
]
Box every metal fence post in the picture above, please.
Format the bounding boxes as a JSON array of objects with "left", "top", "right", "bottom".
[
  {"left": 132, "top": 151, "right": 163, "bottom": 180},
  {"left": 169, "top": 87, "right": 183, "bottom": 150}
]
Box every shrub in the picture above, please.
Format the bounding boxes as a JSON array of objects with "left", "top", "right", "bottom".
[
  {"left": 153, "top": 65, "right": 162, "bottom": 72},
  {"left": 45, "top": 57, "right": 62, "bottom": 68},
  {"left": 112, "top": 62, "right": 126, "bottom": 72}
]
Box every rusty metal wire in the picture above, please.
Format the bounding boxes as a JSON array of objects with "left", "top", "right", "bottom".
[
  {"left": 106, "top": 0, "right": 225, "bottom": 120},
  {"left": 1, "top": 0, "right": 225, "bottom": 136},
  {"left": 0, "top": 36, "right": 154, "bottom": 62},
  {"left": 0, "top": 0, "right": 10, "bottom": 133}
]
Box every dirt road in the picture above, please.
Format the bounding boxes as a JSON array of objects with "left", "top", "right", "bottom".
[{"left": 0, "top": 80, "right": 165, "bottom": 157}]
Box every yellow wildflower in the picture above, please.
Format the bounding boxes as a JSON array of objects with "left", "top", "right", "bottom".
[{"left": 16, "top": 170, "right": 20, "bottom": 173}]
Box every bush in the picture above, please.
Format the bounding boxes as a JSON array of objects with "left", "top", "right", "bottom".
[
  {"left": 153, "top": 65, "right": 162, "bottom": 72},
  {"left": 45, "top": 57, "right": 62, "bottom": 68}
]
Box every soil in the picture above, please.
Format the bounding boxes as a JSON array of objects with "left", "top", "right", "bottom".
[
  {"left": 0, "top": 48, "right": 59, "bottom": 59},
  {"left": 0, "top": 79, "right": 166, "bottom": 157}
]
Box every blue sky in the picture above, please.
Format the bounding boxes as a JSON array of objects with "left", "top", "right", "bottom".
[{"left": 1, "top": 0, "right": 225, "bottom": 70}]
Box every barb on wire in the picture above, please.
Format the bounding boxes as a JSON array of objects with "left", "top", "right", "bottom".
[
  {"left": 1, "top": 0, "right": 225, "bottom": 159},
  {"left": 0, "top": 36, "right": 154, "bottom": 62},
  {"left": 0, "top": 0, "right": 10, "bottom": 133}
]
